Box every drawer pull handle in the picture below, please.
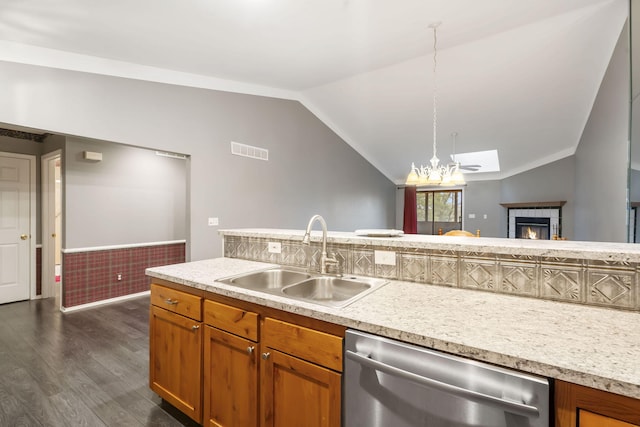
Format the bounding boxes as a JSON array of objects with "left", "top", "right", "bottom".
[
  {"left": 192, "top": 325, "right": 200, "bottom": 331},
  {"left": 261, "top": 352, "right": 270, "bottom": 360},
  {"left": 165, "top": 298, "right": 179, "bottom": 305},
  {"left": 247, "top": 346, "right": 255, "bottom": 355}
]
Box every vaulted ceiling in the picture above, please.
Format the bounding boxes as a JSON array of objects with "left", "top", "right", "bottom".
[{"left": 0, "top": 0, "right": 628, "bottom": 183}]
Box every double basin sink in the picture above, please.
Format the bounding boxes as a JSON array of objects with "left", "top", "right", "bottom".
[{"left": 218, "top": 267, "right": 388, "bottom": 308}]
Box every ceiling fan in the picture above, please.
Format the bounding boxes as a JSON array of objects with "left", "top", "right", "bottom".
[
  {"left": 448, "top": 132, "right": 482, "bottom": 172},
  {"left": 458, "top": 163, "right": 481, "bottom": 171}
]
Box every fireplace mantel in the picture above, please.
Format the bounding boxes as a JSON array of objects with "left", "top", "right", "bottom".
[{"left": 500, "top": 201, "right": 566, "bottom": 208}]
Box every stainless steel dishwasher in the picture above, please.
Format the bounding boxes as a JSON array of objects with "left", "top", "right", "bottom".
[{"left": 344, "top": 330, "right": 550, "bottom": 427}]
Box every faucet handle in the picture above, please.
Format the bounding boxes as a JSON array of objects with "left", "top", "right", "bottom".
[
  {"left": 324, "top": 253, "right": 341, "bottom": 275},
  {"left": 325, "top": 252, "right": 339, "bottom": 263}
]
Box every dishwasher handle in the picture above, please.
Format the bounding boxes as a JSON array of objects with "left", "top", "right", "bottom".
[{"left": 346, "top": 350, "right": 540, "bottom": 419}]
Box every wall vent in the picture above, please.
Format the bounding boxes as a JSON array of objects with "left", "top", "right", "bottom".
[{"left": 231, "top": 141, "right": 269, "bottom": 161}]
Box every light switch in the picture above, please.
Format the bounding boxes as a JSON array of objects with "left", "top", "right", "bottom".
[
  {"left": 208, "top": 217, "right": 219, "bottom": 226},
  {"left": 468, "top": 213, "right": 476, "bottom": 219}
]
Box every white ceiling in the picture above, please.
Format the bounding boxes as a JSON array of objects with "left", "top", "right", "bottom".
[{"left": 0, "top": 0, "right": 628, "bottom": 183}]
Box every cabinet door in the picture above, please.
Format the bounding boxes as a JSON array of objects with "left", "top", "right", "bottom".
[
  {"left": 150, "top": 305, "right": 203, "bottom": 423},
  {"left": 261, "top": 349, "right": 341, "bottom": 427},
  {"left": 556, "top": 380, "right": 640, "bottom": 427},
  {"left": 203, "top": 326, "right": 258, "bottom": 427},
  {"left": 580, "top": 410, "right": 639, "bottom": 427}
]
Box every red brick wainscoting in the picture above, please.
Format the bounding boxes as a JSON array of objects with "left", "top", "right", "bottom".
[{"left": 62, "top": 242, "right": 185, "bottom": 308}]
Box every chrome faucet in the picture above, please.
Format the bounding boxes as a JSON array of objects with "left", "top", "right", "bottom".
[{"left": 302, "top": 215, "right": 339, "bottom": 275}]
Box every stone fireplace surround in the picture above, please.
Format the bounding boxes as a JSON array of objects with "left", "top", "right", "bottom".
[
  {"left": 502, "top": 201, "right": 564, "bottom": 239},
  {"left": 509, "top": 208, "right": 560, "bottom": 239},
  {"left": 221, "top": 229, "right": 640, "bottom": 312}
]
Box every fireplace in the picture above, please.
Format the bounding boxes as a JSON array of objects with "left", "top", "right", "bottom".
[
  {"left": 516, "top": 216, "right": 551, "bottom": 240},
  {"left": 502, "top": 203, "right": 564, "bottom": 239},
  {"left": 515, "top": 217, "right": 551, "bottom": 240}
]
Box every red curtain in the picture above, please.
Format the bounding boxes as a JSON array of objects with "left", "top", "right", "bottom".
[{"left": 403, "top": 186, "right": 418, "bottom": 234}]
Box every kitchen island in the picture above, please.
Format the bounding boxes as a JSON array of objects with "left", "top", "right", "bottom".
[
  {"left": 147, "top": 256, "right": 640, "bottom": 400},
  {"left": 147, "top": 228, "right": 640, "bottom": 426}
]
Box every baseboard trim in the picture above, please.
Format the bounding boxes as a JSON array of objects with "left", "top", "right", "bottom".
[{"left": 61, "top": 290, "right": 150, "bottom": 313}]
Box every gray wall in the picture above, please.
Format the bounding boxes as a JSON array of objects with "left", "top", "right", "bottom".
[
  {"left": 0, "top": 134, "right": 42, "bottom": 156},
  {"left": 463, "top": 180, "right": 502, "bottom": 237},
  {"left": 574, "top": 21, "right": 629, "bottom": 242},
  {"left": 0, "top": 61, "right": 395, "bottom": 259},
  {"left": 501, "top": 156, "right": 575, "bottom": 239},
  {"left": 631, "top": 169, "right": 640, "bottom": 201},
  {"left": 64, "top": 137, "right": 187, "bottom": 248}
]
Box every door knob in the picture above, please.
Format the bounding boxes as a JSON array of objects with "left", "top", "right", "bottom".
[
  {"left": 52, "top": 233, "right": 56, "bottom": 238},
  {"left": 247, "top": 346, "right": 255, "bottom": 355},
  {"left": 261, "top": 352, "right": 270, "bottom": 360},
  {"left": 20, "top": 234, "right": 28, "bottom": 240}
]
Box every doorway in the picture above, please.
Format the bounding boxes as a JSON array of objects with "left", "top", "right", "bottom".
[
  {"left": 41, "top": 150, "right": 62, "bottom": 301},
  {"left": 0, "top": 152, "right": 36, "bottom": 304}
]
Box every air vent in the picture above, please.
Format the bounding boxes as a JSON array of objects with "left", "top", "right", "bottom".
[{"left": 231, "top": 141, "right": 268, "bottom": 161}]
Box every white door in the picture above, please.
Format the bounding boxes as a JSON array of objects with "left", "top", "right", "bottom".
[
  {"left": 41, "top": 151, "right": 61, "bottom": 299},
  {"left": 0, "top": 155, "right": 31, "bottom": 304}
]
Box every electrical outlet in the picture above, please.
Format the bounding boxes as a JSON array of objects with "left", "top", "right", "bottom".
[
  {"left": 374, "top": 250, "right": 396, "bottom": 266},
  {"left": 117, "top": 273, "right": 122, "bottom": 281},
  {"left": 208, "top": 217, "right": 219, "bottom": 226},
  {"left": 268, "top": 242, "right": 281, "bottom": 254}
]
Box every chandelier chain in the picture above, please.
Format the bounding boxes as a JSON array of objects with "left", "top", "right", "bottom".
[{"left": 432, "top": 24, "right": 438, "bottom": 160}]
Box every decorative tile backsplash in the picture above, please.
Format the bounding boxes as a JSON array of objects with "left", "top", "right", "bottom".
[{"left": 222, "top": 235, "right": 640, "bottom": 311}]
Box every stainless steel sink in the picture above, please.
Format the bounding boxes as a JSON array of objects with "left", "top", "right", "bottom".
[
  {"left": 218, "top": 267, "right": 387, "bottom": 308},
  {"left": 221, "top": 268, "right": 311, "bottom": 291},
  {"left": 282, "top": 276, "right": 382, "bottom": 307}
]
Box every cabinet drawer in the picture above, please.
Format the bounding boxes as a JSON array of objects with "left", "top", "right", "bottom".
[
  {"left": 263, "top": 318, "right": 343, "bottom": 372},
  {"left": 151, "top": 283, "right": 202, "bottom": 321},
  {"left": 203, "top": 300, "right": 258, "bottom": 342}
]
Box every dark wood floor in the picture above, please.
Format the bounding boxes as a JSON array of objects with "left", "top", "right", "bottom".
[{"left": 0, "top": 296, "right": 200, "bottom": 427}]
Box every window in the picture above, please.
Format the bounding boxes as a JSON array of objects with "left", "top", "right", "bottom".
[{"left": 416, "top": 189, "right": 462, "bottom": 235}]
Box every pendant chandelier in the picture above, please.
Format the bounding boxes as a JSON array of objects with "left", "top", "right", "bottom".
[{"left": 406, "top": 23, "right": 465, "bottom": 187}]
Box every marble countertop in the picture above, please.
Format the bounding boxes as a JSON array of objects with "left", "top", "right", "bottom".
[
  {"left": 220, "top": 228, "right": 640, "bottom": 263},
  {"left": 147, "top": 257, "right": 640, "bottom": 400}
]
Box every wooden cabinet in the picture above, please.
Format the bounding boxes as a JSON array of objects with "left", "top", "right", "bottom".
[
  {"left": 150, "top": 280, "right": 640, "bottom": 427},
  {"left": 149, "top": 284, "right": 203, "bottom": 423},
  {"left": 149, "top": 280, "right": 345, "bottom": 427},
  {"left": 203, "top": 300, "right": 259, "bottom": 427},
  {"left": 556, "top": 380, "right": 640, "bottom": 427},
  {"left": 261, "top": 318, "right": 342, "bottom": 427}
]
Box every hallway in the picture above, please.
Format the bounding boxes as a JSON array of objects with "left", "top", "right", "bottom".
[{"left": 0, "top": 296, "right": 198, "bottom": 426}]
